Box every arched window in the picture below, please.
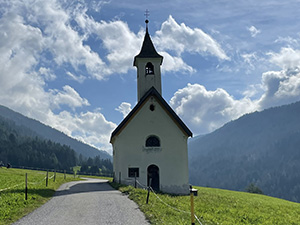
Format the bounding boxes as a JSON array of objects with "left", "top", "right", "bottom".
[
  {"left": 145, "top": 62, "right": 154, "bottom": 75},
  {"left": 146, "top": 136, "right": 160, "bottom": 147}
]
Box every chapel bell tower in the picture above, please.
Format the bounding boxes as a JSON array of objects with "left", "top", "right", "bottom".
[
  {"left": 111, "top": 18, "right": 192, "bottom": 195},
  {"left": 134, "top": 19, "right": 163, "bottom": 101}
]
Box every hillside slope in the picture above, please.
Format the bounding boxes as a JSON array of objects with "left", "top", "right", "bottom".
[
  {"left": 0, "top": 105, "right": 111, "bottom": 159},
  {"left": 116, "top": 183, "right": 300, "bottom": 225},
  {"left": 189, "top": 101, "right": 300, "bottom": 202}
]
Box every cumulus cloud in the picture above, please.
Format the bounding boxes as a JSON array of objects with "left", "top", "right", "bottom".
[
  {"left": 155, "top": 15, "right": 230, "bottom": 61},
  {"left": 248, "top": 25, "right": 261, "bottom": 37},
  {"left": 256, "top": 47, "right": 300, "bottom": 108},
  {"left": 4, "top": 0, "right": 300, "bottom": 150},
  {"left": 170, "top": 83, "right": 256, "bottom": 134},
  {"left": 0, "top": 1, "right": 116, "bottom": 153},
  {"left": 0, "top": 1, "right": 231, "bottom": 148},
  {"left": 1, "top": 1, "right": 229, "bottom": 81},
  {"left": 31, "top": 1, "right": 108, "bottom": 79},
  {"left": 49, "top": 85, "right": 90, "bottom": 110},
  {"left": 115, "top": 102, "right": 132, "bottom": 118},
  {"left": 258, "top": 68, "right": 300, "bottom": 109},
  {"left": 39, "top": 67, "right": 56, "bottom": 81},
  {"left": 46, "top": 110, "right": 117, "bottom": 154},
  {"left": 268, "top": 47, "right": 300, "bottom": 69},
  {"left": 75, "top": 13, "right": 208, "bottom": 74},
  {"left": 170, "top": 46, "right": 300, "bottom": 136},
  {"left": 79, "top": 17, "right": 143, "bottom": 75},
  {"left": 169, "top": 74, "right": 300, "bottom": 135},
  {"left": 160, "top": 51, "right": 195, "bottom": 73},
  {"left": 0, "top": 10, "right": 49, "bottom": 118}
]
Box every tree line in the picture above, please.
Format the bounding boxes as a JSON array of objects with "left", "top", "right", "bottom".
[
  {"left": 189, "top": 101, "right": 300, "bottom": 203},
  {"left": 0, "top": 116, "right": 112, "bottom": 174}
]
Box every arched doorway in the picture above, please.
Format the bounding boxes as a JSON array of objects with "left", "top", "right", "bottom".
[{"left": 147, "top": 164, "right": 159, "bottom": 191}]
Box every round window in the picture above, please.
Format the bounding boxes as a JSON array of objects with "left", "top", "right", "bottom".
[{"left": 150, "top": 104, "right": 155, "bottom": 111}]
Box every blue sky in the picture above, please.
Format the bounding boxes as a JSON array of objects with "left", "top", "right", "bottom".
[{"left": 1, "top": 0, "right": 300, "bottom": 154}]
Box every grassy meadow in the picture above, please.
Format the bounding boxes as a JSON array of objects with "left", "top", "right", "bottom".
[
  {"left": 112, "top": 184, "right": 300, "bottom": 225},
  {"left": 2, "top": 167, "right": 300, "bottom": 225},
  {"left": 0, "top": 167, "right": 81, "bottom": 225}
]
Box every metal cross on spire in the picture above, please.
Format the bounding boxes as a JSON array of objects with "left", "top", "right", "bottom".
[
  {"left": 144, "top": 9, "right": 150, "bottom": 30},
  {"left": 144, "top": 9, "right": 150, "bottom": 19}
]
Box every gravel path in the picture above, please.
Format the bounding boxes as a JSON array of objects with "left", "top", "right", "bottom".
[{"left": 13, "top": 178, "right": 149, "bottom": 225}]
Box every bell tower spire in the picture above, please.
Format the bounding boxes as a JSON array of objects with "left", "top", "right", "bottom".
[{"left": 134, "top": 16, "right": 163, "bottom": 101}]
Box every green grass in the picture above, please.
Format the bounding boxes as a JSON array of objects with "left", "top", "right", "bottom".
[
  {"left": 0, "top": 168, "right": 81, "bottom": 225},
  {"left": 111, "top": 183, "right": 300, "bottom": 225}
]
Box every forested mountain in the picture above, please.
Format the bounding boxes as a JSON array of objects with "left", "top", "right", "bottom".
[
  {"left": 189, "top": 101, "right": 300, "bottom": 202},
  {"left": 0, "top": 105, "right": 111, "bottom": 159},
  {"left": 0, "top": 113, "right": 113, "bottom": 173},
  {"left": 0, "top": 117, "right": 77, "bottom": 170}
]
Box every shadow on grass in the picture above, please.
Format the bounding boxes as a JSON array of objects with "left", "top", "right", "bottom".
[
  {"left": 1, "top": 179, "right": 116, "bottom": 198},
  {"left": 3, "top": 188, "right": 55, "bottom": 198}
]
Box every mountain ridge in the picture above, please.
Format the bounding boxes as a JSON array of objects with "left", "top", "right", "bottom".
[
  {"left": 188, "top": 101, "right": 300, "bottom": 202},
  {"left": 0, "top": 105, "right": 111, "bottom": 160}
]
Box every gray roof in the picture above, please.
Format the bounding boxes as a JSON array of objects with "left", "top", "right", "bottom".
[{"left": 110, "top": 87, "right": 193, "bottom": 142}]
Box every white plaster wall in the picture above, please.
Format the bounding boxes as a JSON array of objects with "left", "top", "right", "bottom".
[
  {"left": 112, "top": 96, "right": 189, "bottom": 194},
  {"left": 136, "top": 58, "right": 162, "bottom": 101}
]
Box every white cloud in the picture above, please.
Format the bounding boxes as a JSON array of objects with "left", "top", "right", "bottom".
[
  {"left": 241, "top": 52, "right": 258, "bottom": 73},
  {"left": 170, "top": 46, "right": 300, "bottom": 136},
  {"left": 275, "top": 36, "right": 299, "bottom": 47},
  {"left": 66, "top": 71, "right": 86, "bottom": 83},
  {"left": 46, "top": 110, "right": 117, "bottom": 154},
  {"left": 0, "top": 0, "right": 116, "bottom": 153},
  {"left": 32, "top": 1, "right": 108, "bottom": 79},
  {"left": 248, "top": 25, "right": 261, "bottom": 37},
  {"left": 170, "top": 72, "right": 300, "bottom": 135},
  {"left": 115, "top": 102, "right": 132, "bottom": 118},
  {"left": 268, "top": 47, "right": 300, "bottom": 69},
  {"left": 160, "top": 51, "right": 195, "bottom": 73},
  {"left": 80, "top": 18, "right": 143, "bottom": 75},
  {"left": 0, "top": 10, "right": 49, "bottom": 119},
  {"left": 49, "top": 85, "right": 90, "bottom": 110},
  {"left": 243, "top": 84, "right": 263, "bottom": 99},
  {"left": 3, "top": 0, "right": 300, "bottom": 150},
  {"left": 257, "top": 47, "right": 300, "bottom": 108},
  {"left": 170, "top": 83, "right": 256, "bottom": 135},
  {"left": 39, "top": 67, "right": 56, "bottom": 81},
  {"left": 258, "top": 68, "right": 300, "bottom": 109},
  {"left": 75, "top": 13, "right": 211, "bottom": 75},
  {"left": 155, "top": 15, "right": 230, "bottom": 60}
]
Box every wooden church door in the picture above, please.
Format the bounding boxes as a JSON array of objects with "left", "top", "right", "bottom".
[{"left": 147, "top": 165, "right": 159, "bottom": 191}]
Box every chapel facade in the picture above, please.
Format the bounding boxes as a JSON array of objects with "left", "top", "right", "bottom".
[{"left": 110, "top": 20, "right": 192, "bottom": 195}]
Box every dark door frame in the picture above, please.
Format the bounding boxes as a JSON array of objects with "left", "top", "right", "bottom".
[{"left": 147, "top": 164, "right": 160, "bottom": 191}]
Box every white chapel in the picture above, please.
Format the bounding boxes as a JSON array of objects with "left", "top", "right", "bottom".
[{"left": 110, "top": 19, "right": 192, "bottom": 195}]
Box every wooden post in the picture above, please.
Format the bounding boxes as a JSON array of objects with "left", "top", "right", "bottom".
[
  {"left": 190, "top": 192, "right": 195, "bottom": 225},
  {"left": 146, "top": 178, "right": 152, "bottom": 204},
  {"left": 46, "top": 170, "right": 48, "bottom": 187},
  {"left": 64, "top": 170, "right": 66, "bottom": 180},
  {"left": 25, "top": 173, "right": 28, "bottom": 200},
  {"left": 54, "top": 170, "right": 56, "bottom": 182},
  {"left": 190, "top": 187, "right": 198, "bottom": 225}
]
